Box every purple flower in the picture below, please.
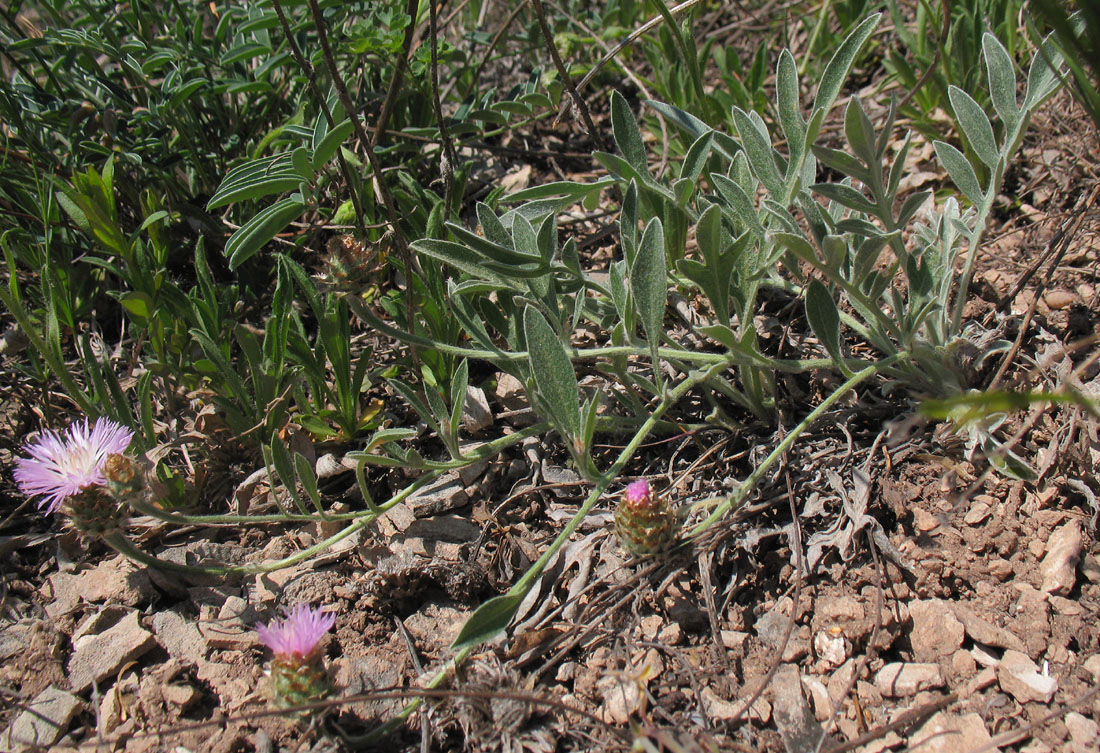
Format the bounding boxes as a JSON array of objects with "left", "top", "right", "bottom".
[
  {"left": 256, "top": 604, "right": 335, "bottom": 659},
  {"left": 14, "top": 418, "right": 134, "bottom": 514},
  {"left": 624, "top": 479, "right": 652, "bottom": 505}
]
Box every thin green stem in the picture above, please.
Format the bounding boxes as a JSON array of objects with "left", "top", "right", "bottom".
[{"left": 687, "top": 352, "right": 908, "bottom": 537}]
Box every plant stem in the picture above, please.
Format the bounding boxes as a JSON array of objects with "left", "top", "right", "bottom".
[{"left": 687, "top": 352, "right": 908, "bottom": 537}]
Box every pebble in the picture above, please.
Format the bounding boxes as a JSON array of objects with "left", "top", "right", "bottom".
[
  {"left": 1040, "top": 519, "right": 1083, "bottom": 595},
  {"left": 771, "top": 665, "right": 830, "bottom": 752},
  {"left": 0, "top": 686, "right": 82, "bottom": 752},
  {"left": 1065, "top": 711, "right": 1099, "bottom": 752},
  {"left": 68, "top": 611, "right": 157, "bottom": 692},
  {"left": 873, "top": 663, "right": 945, "bottom": 697},
  {"left": 404, "top": 471, "right": 469, "bottom": 517},
  {"left": 152, "top": 609, "right": 208, "bottom": 666},
  {"left": 989, "top": 558, "right": 1014, "bottom": 581},
  {"left": 462, "top": 385, "right": 493, "bottom": 433},
  {"left": 997, "top": 649, "right": 1057, "bottom": 704},
  {"left": 964, "top": 502, "right": 992, "bottom": 525},
  {"left": 908, "top": 712, "right": 993, "bottom": 753},
  {"left": 951, "top": 604, "right": 1027, "bottom": 652},
  {"left": 909, "top": 599, "right": 965, "bottom": 660},
  {"left": 1044, "top": 290, "right": 1077, "bottom": 310},
  {"left": 951, "top": 649, "right": 977, "bottom": 677},
  {"left": 914, "top": 507, "right": 940, "bottom": 532},
  {"left": 813, "top": 628, "right": 850, "bottom": 668}
]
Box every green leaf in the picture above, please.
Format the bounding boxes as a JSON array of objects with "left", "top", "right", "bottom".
[
  {"left": 504, "top": 178, "right": 616, "bottom": 203},
  {"left": 620, "top": 180, "right": 639, "bottom": 266},
  {"left": 291, "top": 146, "right": 313, "bottom": 181},
  {"left": 805, "top": 279, "right": 843, "bottom": 363},
  {"left": 631, "top": 218, "right": 667, "bottom": 371},
  {"left": 982, "top": 32, "right": 1018, "bottom": 130},
  {"left": 843, "top": 98, "right": 877, "bottom": 167},
  {"left": 812, "top": 183, "right": 878, "bottom": 215},
  {"left": 933, "top": 141, "right": 985, "bottom": 206},
  {"left": 611, "top": 90, "right": 647, "bottom": 171},
  {"left": 207, "top": 154, "right": 301, "bottom": 210},
  {"left": 312, "top": 119, "right": 353, "bottom": 171},
  {"left": 813, "top": 14, "right": 881, "bottom": 116},
  {"left": 1025, "top": 37, "right": 1064, "bottom": 111},
  {"left": 776, "top": 50, "right": 805, "bottom": 147},
  {"left": 948, "top": 87, "right": 998, "bottom": 169},
  {"left": 451, "top": 592, "right": 527, "bottom": 650},
  {"left": 120, "top": 291, "right": 153, "bottom": 320},
  {"left": 731, "top": 107, "right": 782, "bottom": 195},
  {"left": 523, "top": 306, "right": 580, "bottom": 442},
  {"left": 225, "top": 197, "right": 305, "bottom": 270}
]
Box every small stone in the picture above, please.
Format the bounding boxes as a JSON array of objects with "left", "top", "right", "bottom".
[
  {"left": 404, "top": 472, "right": 469, "bottom": 517},
  {"left": 914, "top": 507, "right": 940, "bottom": 532},
  {"left": 68, "top": 611, "right": 156, "bottom": 692},
  {"left": 492, "top": 372, "right": 527, "bottom": 410},
  {"left": 597, "top": 673, "right": 643, "bottom": 724},
  {"left": 1044, "top": 290, "right": 1077, "bottom": 310},
  {"left": 989, "top": 558, "right": 1014, "bottom": 581},
  {"left": 951, "top": 649, "right": 977, "bottom": 678},
  {"left": 658, "top": 623, "right": 683, "bottom": 646},
  {"left": 964, "top": 502, "right": 992, "bottom": 525},
  {"left": 951, "top": 605, "right": 1027, "bottom": 652},
  {"left": 1083, "top": 654, "right": 1100, "bottom": 681},
  {"left": 908, "top": 712, "right": 993, "bottom": 753},
  {"left": 152, "top": 609, "right": 207, "bottom": 665},
  {"left": 0, "top": 686, "right": 82, "bottom": 752},
  {"left": 721, "top": 630, "right": 748, "bottom": 650},
  {"left": 462, "top": 385, "right": 493, "bottom": 433},
  {"left": 813, "top": 628, "right": 850, "bottom": 668},
  {"left": 827, "top": 659, "right": 858, "bottom": 705},
  {"left": 909, "top": 600, "right": 965, "bottom": 661},
  {"left": 700, "top": 687, "right": 770, "bottom": 722},
  {"left": 1080, "top": 553, "right": 1100, "bottom": 584},
  {"left": 43, "top": 555, "right": 156, "bottom": 618},
  {"left": 1049, "top": 595, "right": 1083, "bottom": 615},
  {"left": 997, "top": 649, "right": 1057, "bottom": 704},
  {"left": 163, "top": 684, "right": 201, "bottom": 709},
  {"left": 801, "top": 676, "right": 833, "bottom": 722},
  {"left": 639, "top": 615, "right": 663, "bottom": 641},
  {"left": 403, "top": 514, "right": 482, "bottom": 542},
  {"left": 378, "top": 503, "right": 416, "bottom": 534},
  {"left": 771, "top": 665, "right": 831, "bottom": 753},
  {"left": 1040, "top": 519, "right": 1082, "bottom": 595},
  {"left": 1065, "top": 711, "right": 1099, "bottom": 752},
  {"left": 873, "top": 663, "right": 945, "bottom": 697}
]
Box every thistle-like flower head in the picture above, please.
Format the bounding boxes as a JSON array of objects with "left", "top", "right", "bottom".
[
  {"left": 14, "top": 418, "right": 134, "bottom": 514},
  {"left": 256, "top": 604, "right": 335, "bottom": 660},
  {"left": 624, "top": 479, "right": 653, "bottom": 507}
]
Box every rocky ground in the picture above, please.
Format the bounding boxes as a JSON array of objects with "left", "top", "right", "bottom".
[{"left": 1, "top": 66, "right": 1099, "bottom": 753}]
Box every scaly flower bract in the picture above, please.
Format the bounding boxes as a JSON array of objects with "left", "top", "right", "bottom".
[
  {"left": 14, "top": 418, "right": 134, "bottom": 514},
  {"left": 256, "top": 604, "right": 335, "bottom": 660}
]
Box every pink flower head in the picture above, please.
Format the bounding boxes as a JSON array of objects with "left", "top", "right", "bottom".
[
  {"left": 256, "top": 604, "right": 335, "bottom": 659},
  {"left": 14, "top": 418, "right": 134, "bottom": 514},
  {"left": 624, "top": 478, "right": 652, "bottom": 505}
]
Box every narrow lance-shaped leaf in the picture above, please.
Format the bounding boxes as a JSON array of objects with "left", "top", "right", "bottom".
[
  {"left": 611, "top": 90, "right": 647, "bottom": 172},
  {"left": 948, "top": 86, "right": 998, "bottom": 169},
  {"left": 523, "top": 306, "right": 580, "bottom": 443},
  {"left": 933, "top": 141, "right": 985, "bottom": 206},
  {"left": 982, "top": 32, "right": 1019, "bottom": 130},
  {"left": 813, "top": 14, "right": 881, "bottom": 118},
  {"left": 805, "top": 279, "right": 843, "bottom": 364},
  {"left": 225, "top": 197, "right": 306, "bottom": 270},
  {"left": 631, "top": 218, "right": 668, "bottom": 375}
]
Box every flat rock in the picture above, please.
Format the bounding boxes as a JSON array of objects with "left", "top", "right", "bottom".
[
  {"left": 68, "top": 610, "right": 157, "bottom": 692},
  {"left": 910, "top": 600, "right": 965, "bottom": 661},
  {"left": 462, "top": 385, "right": 493, "bottom": 433},
  {"left": 700, "top": 686, "right": 770, "bottom": 722},
  {"left": 43, "top": 555, "right": 157, "bottom": 618},
  {"left": 770, "top": 664, "right": 833, "bottom": 753},
  {"left": 404, "top": 472, "right": 469, "bottom": 517},
  {"left": 997, "top": 649, "right": 1057, "bottom": 704},
  {"left": 0, "top": 686, "right": 82, "bottom": 752},
  {"left": 403, "top": 514, "right": 481, "bottom": 542},
  {"left": 1065, "top": 711, "right": 1099, "bottom": 752},
  {"left": 597, "top": 673, "right": 643, "bottom": 724},
  {"left": 873, "top": 663, "right": 945, "bottom": 697},
  {"left": 908, "top": 712, "right": 994, "bottom": 753},
  {"left": 1040, "top": 519, "right": 1082, "bottom": 595},
  {"left": 951, "top": 604, "right": 1026, "bottom": 653}
]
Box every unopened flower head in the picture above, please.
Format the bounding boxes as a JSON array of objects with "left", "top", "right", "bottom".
[
  {"left": 14, "top": 418, "right": 134, "bottom": 514},
  {"left": 624, "top": 479, "right": 653, "bottom": 506},
  {"left": 256, "top": 604, "right": 335, "bottom": 660}
]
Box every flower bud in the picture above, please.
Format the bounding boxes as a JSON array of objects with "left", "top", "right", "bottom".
[{"left": 614, "top": 479, "right": 677, "bottom": 556}]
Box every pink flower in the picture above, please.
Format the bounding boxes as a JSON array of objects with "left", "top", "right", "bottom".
[
  {"left": 14, "top": 418, "right": 134, "bottom": 514},
  {"left": 624, "top": 478, "right": 652, "bottom": 505},
  {"left": 256, "top": 604, "right": 335, "bottom": 659}
]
